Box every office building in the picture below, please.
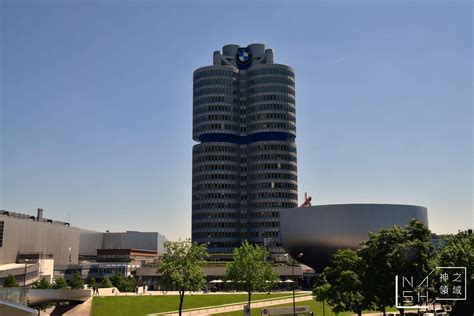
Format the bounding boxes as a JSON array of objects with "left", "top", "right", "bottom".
[{"left": 192, "top": 44, "right": 298, "bottom": 253}]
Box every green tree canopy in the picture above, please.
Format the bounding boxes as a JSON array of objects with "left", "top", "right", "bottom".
[
  {"left": 314, "top": 249, "right": 371, "bottom": 316},
  {"left": 31, "top": 278, "right": 51, "bottom": 289},
  {"left": 99, "top": 276, "right": 113, "bottom": 288},
  {"left": 110, "top": 273, "right": 136, "bottom": 292},
  {"left": 3, "top": 274, "right": 19, "bottom": 287},
  {"left": 435, "top": 230, "right": 474, "bottom": 280},
  {"left": 225, "top": 240, "right": 279, "bottom": 308},
  {"left": 357, "top": 219, "right": 432, "bottom": 316},
  {"left": 157, "top": 239, "right": 208, "bottom": 316},
  {"left": 52, "top": 277, "right": 70, "bottom": 289},
  {"left": 67, "top": 272, "right": 84, "bottom": 289}
]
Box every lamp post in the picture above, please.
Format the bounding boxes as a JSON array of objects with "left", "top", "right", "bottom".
[
  {"left": 23, "top": 259, "right": 29, "bottom": 287},
  {"left": 286, "top": 253, "right": 303, "bottom": 316}
]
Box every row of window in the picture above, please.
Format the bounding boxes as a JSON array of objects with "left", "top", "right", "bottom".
[
  {"left": 249, "top": 211, "right": 279, "bottom": 218},
  {"left": 193, "top": 114, "right": 237, "bottom": 124},
  {"left": 203, "top": 242, "right": 241, "bottom": 249},
  {"left": 249, "top": 143, "right": 297, "bottom": 153},
  {"left": 193, "top": 123, "right": 240, "bottom": 133},
  {"left": 247, "top": 113, "right": 296, "bottom": 122},
  {"left": 248, "top": 122, "right": 296, "bottom": 131},
  {"left": 193, "top": 173, "right": 239, "bottom": 182},
  {"left": 249, "top": 153, "right": 296, "bottom": 162},
  {"left": 248, "top": 94, "right": 295, "bottom": 104},
  {"left": 250, "top": 163, "right": 297, "bottom": 172},
  {"left": 249, "top": 192, "right": 298, "bottom": 200},
  {"left": 192, "top": 212, "right": 239, "bottom": 219},
  {"left": 194, "top": 87, "right": 239, "bottom": 97},
  {"left": 193, "top": 193, "right": 240, "bottom": 201},
  {"left": 248, "top": 85, "right": 295, "bottom": 97},
  {"left": 248, "top": 68, "right": 295, "bottom": 78},
  {"left": 194, "top": 96, "right": 237, "bottom": 105},
  {"left": 193, "top": 183, "right": 239, "bottom": 190},
  {"left": 250, "top": 201, "right": 297, "bottom": 208},
  {"left": 194, "top": 145, "right": 239, "bottom": 153},
  {"left": 248, "top": 182, "right": 298, "bottom": 190},
  {"left": 247, "top": 103, "right": 296, "bottom": 114},
  {"left": 194, "top": 105, "right": 239, "bottom": 114},
  {"left": 193, "top": 232, "right": 240, "bottom": 239},
  {"left": 248, "top": 77, "right": 295, "bottom": 87},
  {"left": 193, "top": 155, "right": 239, "bottom": 163},
  {"left": 249, "top": 173, "right": 297, "bottom": 181},
  {"left": 194, "top": 69, "right": 237, "bottom": 80},
  {"left": 248, "top": 221, "right": 279, "bottom": 228},
  {"left": 194, "top": 78, "right": 239, "bottom": 89},
  {"left": 193, "top": 164, "right": 239, "bottom": 173}
]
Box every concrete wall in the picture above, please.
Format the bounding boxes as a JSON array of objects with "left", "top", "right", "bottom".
[
  {"left": 78, "top": 229, "right": 103, "bottom": 257},
  {"left": 0, "top": 216, "right": 79, "bottom": 266},
  {"left": 79, "top": 231, "right": 167, "bottom": 257}
]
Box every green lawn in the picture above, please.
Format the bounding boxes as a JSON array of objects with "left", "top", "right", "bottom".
[
  {"left": 213, "top": 300, "right": 399, "bottom": 316},
  {"left": 91, "top": 293, "right": 298, "bottom": 316}
]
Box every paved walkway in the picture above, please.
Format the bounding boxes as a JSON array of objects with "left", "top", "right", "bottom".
[
  {"left": 63, "top": 297, "right": 93, "bottom": 316},
  {"left": 148, "top": 295, "right": 314, "bottom": 316}
]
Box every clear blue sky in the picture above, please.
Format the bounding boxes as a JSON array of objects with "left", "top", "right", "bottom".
[{"left": 1, "top": 0, "right": 472, "bottom": 240}]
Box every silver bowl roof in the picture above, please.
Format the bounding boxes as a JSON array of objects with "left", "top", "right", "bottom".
[{"left": 279, "top": 203, "right": 428, "bottom": 271}]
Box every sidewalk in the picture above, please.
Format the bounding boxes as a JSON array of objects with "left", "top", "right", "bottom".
[{"left": 148, "top": 295, "right": 313, "bottom": 316}]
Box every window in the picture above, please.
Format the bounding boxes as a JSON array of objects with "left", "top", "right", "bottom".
[{"left": 0, "top": 221, "right": 4, "bottom": 247}]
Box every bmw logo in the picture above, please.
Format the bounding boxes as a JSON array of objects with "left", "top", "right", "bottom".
[{"left": 236, "top": 47, "right": 252, "bottom": 68}]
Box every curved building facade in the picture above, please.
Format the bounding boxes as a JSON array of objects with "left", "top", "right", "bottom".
[
  {"left": 192, "top": 44, "right": 298, "bottom": 253},
  {"left": 280, "top": 204, "right": 428, "bottom": 271}
]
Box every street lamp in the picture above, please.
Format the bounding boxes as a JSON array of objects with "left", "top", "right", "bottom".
[
  {"left": 23, "top": 259, "right": 29, "bottom": 287},
  {"left": 286, "top": 253, "right": 303, "bottom": 316}
]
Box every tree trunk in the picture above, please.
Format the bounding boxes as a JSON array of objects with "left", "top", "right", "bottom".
[
  {"left": 179, "top": 289, "right": 184, "bottom": 316},
  {"left": 357, "top": 309, "right": 362, "bottom": 316},
  {"left": 382, "top": 306, "right": 386, "bottom": 316},
  {"left": 399, "top": 308, "right": 405, "bottom": 316},
  {"left": 248, "top": 291, "right": 251, "bottom": 308}
]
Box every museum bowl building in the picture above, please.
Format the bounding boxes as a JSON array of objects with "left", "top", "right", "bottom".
[{"left": 279, "top": 203, "right": 428, "bottom": 271}]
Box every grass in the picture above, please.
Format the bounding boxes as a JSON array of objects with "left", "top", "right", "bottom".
[
  {"left": 91, "top": 293, "right": 299, "bottom": 316},
  {"left": 213, "top": 300, "right": 400, "bottom": 316}
]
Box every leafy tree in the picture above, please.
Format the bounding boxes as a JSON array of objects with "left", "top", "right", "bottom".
[
  {"left": 67, "top": 272, "right": 84, "bottom": 289},
  {"left": 434, "top": 230, "right": 474, "bottom": 314},
  {"left": 358, "top": 219, "right": 432, "bottom": 316},
  {"left": 30, "top": 278, "right": 54, "bottom": 315},
  {"left": 88, "top": 277, "right": 97, "bottom": 289},
  {"left": 225, "top": 240, "right": 279, "bottom": 308},
  {"left": 52, "top": 277, "right": 69, "bottom": 289},
  {"left": 314, "top": 249, "right": 371, "bottom": 316},
  {"left": 31, "top": 278, "right": 51, "bottom": 289},
  {"left": 99, "top": 276, "right": 113, "bottom": 288},
  {"left": 110, "top": 273, "right": 137, "bottom": 292},
  {"left": 157, "top": 239, "right": 208, "bottom": 316},
  {"left": 3, "top": 274, "right": 19, "bottom": 287}
]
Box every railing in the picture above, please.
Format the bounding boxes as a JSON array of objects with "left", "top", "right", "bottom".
[{"left": 0, "top": 287, "right": 28, "bottom": 306}]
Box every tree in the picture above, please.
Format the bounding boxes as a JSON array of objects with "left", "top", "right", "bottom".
[
  {"left": 3, "top": 274, "right": 20, "bottom": 287},
  {"left": 31, "top": 278, "right": 51, "bottom": 289},
  {"left": 157, "top": 239, "right": 208, "bottom": 316},
  {"left": 88, "top": 277, "right": 97, "bottom": 289},
  {"left": 225, "top": 240, "right": 279, "bottom": 308},
  {"left": 314, "top": 249, "right": 371, "bottom": 316},
  {"left": 100, "top": 276, "right": 113, "bottom": 288},
  {"left": 358, "top": 219, "right": 432, "bottom": 316},
  {"left": 30, "top": 278, "right": 53, "bottom": 315},
  {"left": 110, "top": 273, "right": 136, "bottom": 292},
  {"left": 52, "top": 277, "right": 69, "bottom": 289},
  {"left": 434, "top": 230, "right": 474, "bottom": 315},
  {"left": 67, "top": 272, "right": 84, "bottom": 289}
]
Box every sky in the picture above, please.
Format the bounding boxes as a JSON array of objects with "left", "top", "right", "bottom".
[{"left": 0, "top": 0, "right": 472, "bottom": 241}]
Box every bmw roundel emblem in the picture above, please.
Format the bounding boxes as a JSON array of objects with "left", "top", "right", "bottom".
[{"left": 236, "top": 47, "right": 251, "bottom": 66}]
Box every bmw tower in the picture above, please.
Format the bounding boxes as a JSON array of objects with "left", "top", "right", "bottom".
[{"left": 192, "top": 44, "right": 298, "bottom": 254}]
